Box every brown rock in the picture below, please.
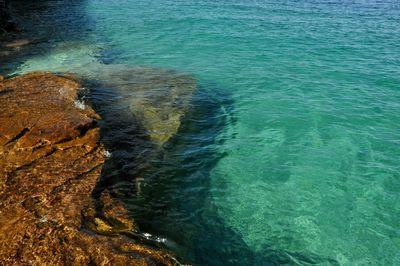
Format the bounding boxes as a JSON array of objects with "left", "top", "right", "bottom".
[{"left": 0, "top": 72, "right": 177, "bottom": 265}]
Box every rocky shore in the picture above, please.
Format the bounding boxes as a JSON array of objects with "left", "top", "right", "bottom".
[{"left": 0, "top": 73, "right": 178, "bottom": 265}]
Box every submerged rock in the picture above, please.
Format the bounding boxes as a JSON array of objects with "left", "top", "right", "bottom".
[
  {"left": 0, "top": 73, "right": 177, "bottom": 265},
  {"left": 95, "top": 66, "right": 196, "bottom": 147}
]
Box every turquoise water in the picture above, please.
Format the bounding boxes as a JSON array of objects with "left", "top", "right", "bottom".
[{"left": 6, "top": 0, "right": 400, "bottom": 265}]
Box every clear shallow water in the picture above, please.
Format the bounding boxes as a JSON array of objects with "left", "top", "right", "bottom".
[{"left": 5, "top": 0, "right": 400, "bottom": 265}]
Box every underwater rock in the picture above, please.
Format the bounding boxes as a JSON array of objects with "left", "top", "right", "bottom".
[
  {"left": 0, "top": 73, "right": 177, "bottom": 265},
  {"left": 95, "top": 66, "right": 196, "bottom": 147},
  {"left": 4, "top": 38, "right": 31, "bottom": 49}
]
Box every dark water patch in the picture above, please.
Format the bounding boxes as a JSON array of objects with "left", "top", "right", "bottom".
[
  {"left": 0, "top": 0, "right": 95, "bottom": 74},
  {"left": 10, "top": 0, "right": 94, "bottom": 42},
  {"left": 135, "top": 86, "right": 255, "bottom": 265},
  {"left": 87, "top": 71, "right": 257, "bottom": 264},
  {"left": 87, "top": 80, "right": 154, "bottom": 198}
]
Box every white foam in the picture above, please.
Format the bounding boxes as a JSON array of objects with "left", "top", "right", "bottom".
[
  {"left": 103, "top": 150, "right": 112, "bottom": 158},
  {"left": 74, "top": 100, "right": 86, "bottom": 110},
  {"left": 142, "top": 232, "right": 167, "bottom": 243}
]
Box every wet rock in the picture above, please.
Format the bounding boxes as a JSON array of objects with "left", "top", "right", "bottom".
[
  {"left": 83, "top": 191, "right": 137, "bottom": 235},
  {"left": 0, "top": 72, "right": 177, "bottom": 265},
  {"left": 100, "top": 191, "right": 137, "bottom": 232}
]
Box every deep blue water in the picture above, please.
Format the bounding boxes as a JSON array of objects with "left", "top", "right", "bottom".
[{"left": 5, "top": 0, "right": 400, "bottom": 265}]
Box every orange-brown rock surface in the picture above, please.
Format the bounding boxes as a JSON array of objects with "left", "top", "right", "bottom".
[{"left": 0, "top": 72, "right": 177, "bottom": 265}]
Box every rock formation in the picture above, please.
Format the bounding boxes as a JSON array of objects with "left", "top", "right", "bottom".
[
  {"left": 93, "top": 66, "right": 196, "bottom": 147},
  {"left": 0, "top": 72, "right": 177, "bottom": 265}
]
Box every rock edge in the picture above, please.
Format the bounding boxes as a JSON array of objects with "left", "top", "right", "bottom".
[{"left": 0, "top": 72, "right": 177, "bottom": 265}]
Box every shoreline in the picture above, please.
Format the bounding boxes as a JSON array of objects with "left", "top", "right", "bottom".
[
  {"left": 0, "top": 3, "right": 188, "bottom": 264},
  {"left": 0, "top": 72, "right": 181, "bottom": 265}
]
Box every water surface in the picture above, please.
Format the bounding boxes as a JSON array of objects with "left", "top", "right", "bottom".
[{"left": 4, "top": 0, "right": 400, "bottom": 265}]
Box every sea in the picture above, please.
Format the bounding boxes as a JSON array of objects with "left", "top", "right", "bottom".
[{"left": 2, "top": 0, "right": 400, "bottom": 265}]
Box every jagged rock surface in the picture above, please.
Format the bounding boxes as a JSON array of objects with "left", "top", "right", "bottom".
[{"left": 0, "top": 73, "right": 176, "bottom": 265}]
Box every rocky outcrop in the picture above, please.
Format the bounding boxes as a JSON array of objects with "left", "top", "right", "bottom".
[{"left": 0, "top": 73, "right": 177, "bottom": 265}]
